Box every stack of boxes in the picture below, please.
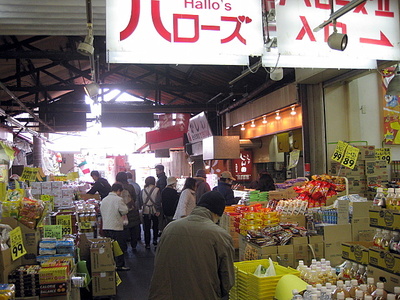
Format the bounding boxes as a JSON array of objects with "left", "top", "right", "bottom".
[
  {"left": 219, "top": 213, "right": 241, "bottom": 249},
  {"left": 329, "top": 145, "right": 389, "bottom": 197},
  {"left": 8, "top": 265, "right": 40, "bottom": 298},
  {"left": 90, "top": 238, "right": 117, "bottom": 298},
  {"left": 31, "top": 181, "right": 75, "bottom": 208}
]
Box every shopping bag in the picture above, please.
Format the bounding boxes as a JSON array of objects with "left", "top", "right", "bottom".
[{"left": 112, "top": 240, "right": 124, "bottom": 257}]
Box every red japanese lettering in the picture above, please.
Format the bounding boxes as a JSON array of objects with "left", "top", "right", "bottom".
[
  {"left": 376, "top": 0, "right": 394, "bottom": 17},
  {"left": 315, "top": 0, "right": 330, "bottom": 9},
  {"left": 221, "top": 16, "right": 251, "bottom": 45},
  {"left": 119, "top": 0, "right": 140, "bottom": 41},
  {"left": 277, "top": 0, "right": 311, "bottom": 6},
  {"left": 295, "top": 16, "right": 316, "bottom": 41},
  {"left": 173, "top": 14, "right": 199, "bottom": 43},
  {"left": 324, "top": 22, "right": 347, "bottom": 42},
  {"left": 360, "top": 31, "right": 393, "bottom": 46},
  {"left": 201, "top": 25, "right": 220, "bottom": 31},
  {"left": 151, "top": 0, "right": 172, "bottom": 42},
  {"left": 353, "top": 2, "right": 368, "bottom": 14},
  {"left": 336, "top": 0, "right": 350, "bottom": 5}
]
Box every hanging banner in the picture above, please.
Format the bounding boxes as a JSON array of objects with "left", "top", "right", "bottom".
[
  {"left": 232, "top": 150, "right": 253, "bottom": 181},
  {"left": 187, "top": 112, "right": 213, "bottom": 143},
  {"left": 382, "top": 66, "right": 400, "bottom": 144},
  {"left": 107, "top": 0, "right": 263, "bottom": 65}
]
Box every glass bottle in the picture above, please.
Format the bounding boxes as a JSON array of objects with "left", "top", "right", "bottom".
[
  {"left": 350, "top": 263, "right": 358, "bottom": 279},
  {"left": 373, "top": 187, "right": 386, "bottom": 208},
  {"left": 394, "top": 188, "right": 400, "bottom": 210},
  {"left": 365, "top": 296, "right": 373, "bottom": 300},
  {"left": 374, "top": 229, "right": 384, "bottom": 248},
  {"left": 390, "top": 232, "right": 400, "bottom": 254},
  {"left": 336, "top": 291, "right": 345, "bottom": 300},
  {"left": 356, "top": 265, "right": 366, "bottom": 284}
]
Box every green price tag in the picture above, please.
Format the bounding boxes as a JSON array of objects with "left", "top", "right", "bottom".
[
  {"left": 331, "top": 141, "right": 348, "bottom": 163},
  {"left": 375, "top": 148, "right": 391, "bottom": 164},
  {"left": 43, "top": 225, "right": 63, "bottom": 239},
  {"left": 9, "top": 227, "right": 27, "bottom": 261},
  {"left": 341, "top": 145, "right": 360, "bottom": 169},
  {"left": 56, "top": 215, "right": 72, "bottom": 235},
  {"left": 80, "top": 222, "right": 92, "bottom": 230}
]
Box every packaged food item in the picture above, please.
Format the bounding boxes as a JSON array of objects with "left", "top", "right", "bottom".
[{"left": 18, "top": 198, "right": 44, "bottom": 229}]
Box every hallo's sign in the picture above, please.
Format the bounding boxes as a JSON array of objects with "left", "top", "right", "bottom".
[{"left": 107, "top": 0, "right": 264, "bottom": 65}]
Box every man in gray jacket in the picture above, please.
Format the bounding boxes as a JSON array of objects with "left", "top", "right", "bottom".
[{"left": 149, "top": 191, "right": 235, "bottom": 300}]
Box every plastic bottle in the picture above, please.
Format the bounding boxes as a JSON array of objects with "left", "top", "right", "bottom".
[
  {"left": 367, "top": 278, "right": 377, "bottom": 295},
  {"left": 390, "top": 232, "right": 400, "bottom": 254},
  {"left": 292, "top": 289, "right": 303, "bottom": 300},
  {"left": 394, "top": 287, "right": 400, "bottom": 300},
  {"left": 365, "top": 296, "right": 373, "bottom": 300},
  {"left": 309, "top": 270, "right": 319, "bottom": 286},
  {"left": 349, "top": 279, "right": 359, "bottom": 298},
  {"left": 360, "top": 284, "right": 368, "bottom": 296},
  {"left": 388, "top": 294, "right": 396, "bottom": 300},
  {"left": 394, "top": 188, "right": 400, "bottom": 210},
  {"left": 374, "top": 229, "right": 384, "bottom": 248},
  {"left": 386, "top": 188, "right": 396, "bottom": 209},
  {"left": 345, "top": 280, "right": 352, "bottom": 293},
  {"left": 356, "top": 265, "right": 366, "bottom": 284},
  {"left": 371, "top": 282, "right": 387, "bottom": 299},
  {"left": 373, "top": 187, "right": 386, "bottom": 207},
  {"left": 350, "top": 263, "right": 358, "bottom": 280},
  {"left": 303, "top": 285, "right": 313, "bottom": 300},
  {"left": 382, "top": 230, "right": 391, "bottom": 251},
  {"left": 333, "top": 281, "right": 351, "bottom": 299},
  {"left": 355, "top": 289, "right": 364, "bottom": 300},
  {"left": 343, "top": 261, "right": 352, "bottom": 280},
  {"left": 336, "top": 291, "right": 345, "bottom": 300},
  {"left": 337, "top": 267, "right": 345, "bottom": 282},
  {"left": 372, "top": 288, "right": 385, "bottom": 300}
]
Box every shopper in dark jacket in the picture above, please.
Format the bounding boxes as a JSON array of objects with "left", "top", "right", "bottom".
[
  {"left": 155, "top": 164, "right": 168, "bottom": 191},
  {"left": 213, "top": 171, "right": 238, "bottom": 206},
  {"left": 256, "top": 172, "right": 276, "bottom": 192},
  {"left": 116, "top": 172, "right": 141, "bottom": 251},
  {"left": 87, "top": 170, "right": 111, "bottom": 199},
  {"left": 194, "top": 169, "right": 211, "bottom": 204},
  {"left": 161, "top": 177, "right": 180, "bottom": 224}
]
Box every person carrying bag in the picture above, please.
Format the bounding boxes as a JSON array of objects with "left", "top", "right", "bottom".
[{"left": 141, "top": 176, "right": 161, "bottom": 249}]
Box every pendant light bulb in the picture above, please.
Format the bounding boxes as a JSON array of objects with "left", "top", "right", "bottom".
[
  {"left": 262, "top": 116, "right": 268, "bottom": 124},
  {"left": 241, "top": 124, "right": 245, "bottom": 131},
  {"left": 290, "top": 106, "right": 297, "bottom": 115},
  {"left": 275, "top": 111, "right": 281, "bottom": 120},
  {"left": 251, "top": 120, "right": 256, "bottom": 128}
]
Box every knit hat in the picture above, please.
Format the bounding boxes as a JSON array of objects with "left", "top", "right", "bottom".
[
  {"left": 197, "top": 191, "right": 226, "bottom": 216},
  {"left": 167, "top": 176, "right": 177, "bottom": 186},
  {"left": 195, "top": 169, "right": 207, "bottom": 178}
]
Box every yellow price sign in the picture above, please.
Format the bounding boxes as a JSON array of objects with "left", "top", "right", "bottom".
[
  {"left": 375, "top": 148, "right": 391, "bottom": 164},
  {"left": 341, "top": 145, "right": 360, "bottom": 169},
  {"left": 10, "top": 227, "right": 27, "bottom": 260},
  {"left": 56, "top": 215, "right": 72, "bottom": 235},
  {"left": 331, "top": 141, "right": 348, "bottom": 163},
  {"left": 20, "top": 167, "right": 39, "bottom": 182},
  {"left": 80, "top": 222, "right": 92, "bottom": 230}
]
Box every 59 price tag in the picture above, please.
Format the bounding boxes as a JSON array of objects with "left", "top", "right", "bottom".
[
  {"left": 331, "top": 141, "right": 348, "bottom": 163},
  {"left": 341, "top": 145, "right": 360, "bottom": 169},
  {"left": 9, "top": 227, "right": 27, "bottom": 261},
  {"left": 375, "top": 148, "right": 391, "bottom": 164}
]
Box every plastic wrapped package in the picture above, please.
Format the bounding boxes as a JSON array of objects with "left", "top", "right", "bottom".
[{"left": 18, "top": 198, "right": 44, "bottom": 229}]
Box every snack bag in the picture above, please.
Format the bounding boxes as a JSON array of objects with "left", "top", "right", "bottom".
[{"left": 18, "top": 198, "right": 44, "bottom": 229}]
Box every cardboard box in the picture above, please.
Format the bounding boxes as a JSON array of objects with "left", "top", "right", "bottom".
[
  {"left": 341, "top": 241, "right": 372, "bottom": 265},
  {"left": 292, "top": 236, "right": 308, "bottom": 263},
  {"left": 90, "top": 239, "right": 115, "bottom": 272},
  {"left": 40, "top": 282, "right": 68, "bottom": 297},
  {"left": 39, "top": 267, "right": 69, "bottom": 284},
  {"left": 308, "top": 235, "right": 324, "bottom": 264},
  {"left": 277, "top": 245, "right": 294, "bottom": 268},
  {"left": 352, "top": 202, "right": 372, "bottom": 218},
  {"left": 355, "top": 145, "right": 375, "bottom": 161},
  {"left": 365, "top": 160, "right": 389, "bottom": 176},
  {"left": 269, "top": 190, "right": 288, "bottom": 200},
  {"left": 366, "top": 265, "right": 400, "bottom": 293},
  {"left": 369, "top": 247, "right": 400, "bottom": 275},
  {"left": 367, "top": 175, "right": 390, "bottom": 186},
  {"left": 91, "top": 271, "right": 116, "bottom": 297},
  {"left": 320, "top": 224, "right": 352, "bottom": 266},
  {"left": 280, "top": 214, "right": 306, "bottom": 227},
  {"left": 0, "top": 247, "right": 22, "bottom": 283},
  {"left": 369, "top": 208, "right": 400, "bottom": 230},
  {"left": 351, "top": 217, "right": 375, "bottom": 242},
  {"left": 329, "top": 161, "right": 365, "bottom": 176}
]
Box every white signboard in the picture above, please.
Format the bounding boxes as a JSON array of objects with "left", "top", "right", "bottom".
[
  {"left": 264, "top": 0, "right": 400, "bottom": 68},
  {"left": 187, "top": 112, "right": 213, "bottom": 143},
  {"left": 107, "top": 0, "right": 264, "bottom": 65}
]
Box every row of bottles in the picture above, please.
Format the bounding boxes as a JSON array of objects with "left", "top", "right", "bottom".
[
  {"left": 373, "top": 187, "right": 400, "bottom": 210},
  {"left": 297, "top": 260, "right": 367, "bottom": 286},
  {"left": 292, "top": 279, "right": 400, "bottom": 300},
  {"left": 373, "top": 228, "right": 400, "bottom": 253}
]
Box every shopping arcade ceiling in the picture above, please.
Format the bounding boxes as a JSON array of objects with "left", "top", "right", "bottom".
[{"left": 0, "top": 0, "right": 296, "bottom": 136}]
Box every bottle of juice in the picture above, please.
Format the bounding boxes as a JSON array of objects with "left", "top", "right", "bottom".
[
  {"left": 386, "top": 188, "right": 395, "bottom": 209},
  {"left": 394, "top": 188, "right": 400, "bottom": 210},
  {"left": 373, "top": 187, "right": 385, "bottom": 207},
  {"left": 333, "top": 281, "right": 351, "bottom": 299},
  {"left": 366, "top": 277, "right": 377, "bottom": 295},
  {"left": 382, "top": 230, "right": 391, "bottom": 251},
  {"left": 349, "top": 279, "right": 359, "bottom": 298},
  {"left": 390, "top": 232, "right": 400, "bottom": 254},
  {"left": 394, "top": 286, "right": 400, "bottom": 300},
  {"left": 373, "top": 229, "right": 384, "bottom": 248},
  {"left": 371, "top": 282, "right": 387, "bottom": 299}
]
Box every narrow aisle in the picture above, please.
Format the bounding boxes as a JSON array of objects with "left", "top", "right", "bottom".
[{"left": 116, "top": 242, "right": 156, "bottom": 300}]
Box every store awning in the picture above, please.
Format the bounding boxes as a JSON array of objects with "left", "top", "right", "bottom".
[{"left": 146, "top": 129, "right": 186, "bottom": 151}]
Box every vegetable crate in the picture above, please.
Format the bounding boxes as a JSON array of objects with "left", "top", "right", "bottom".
[{"left": 229, "top": 259, "right": 300, "bottom": 300}]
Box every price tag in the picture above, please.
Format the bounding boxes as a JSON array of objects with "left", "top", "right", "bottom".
[
  {"left": 56, "top": 215, "right": 72, "bottom": 235},
  {"left": 9, "top": 227, "right": 27, "bottom": 261},
  {"left": 80, "top": 222, "right": 92, "bottom": 230},
  {"left": 41, "top": 195, "right": 54, "bottom": 211},
  {"left": 20, "top": 167, "right": 39, "bottom": 182},
  {"left": 341, "top": 145, "right": 360, "bottom": 169},
  {"left": 116, "top": 272, "right": 122, "bottom": 286},
  {"left": 288, "top": 150, "right": 301, "bottom": 169},
  {"left": 375, "top": 148, "right": 391, "bottom": 164},
  {"left": 43, "top": 225, "right": 63, "bottom": 239},
  {"left": 331, "top": 141, "right": 348, "bottom": 163}
]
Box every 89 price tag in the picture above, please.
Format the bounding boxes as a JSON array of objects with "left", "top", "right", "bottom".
[
  {"left": 341, "top": 145, "right": 360, "bottom": 169},
  {"left": 9, "top": 227, "right": 27, "bottom": 261},
  {"left": 331, "top": 140, "right": 348, "bottom": 163}
]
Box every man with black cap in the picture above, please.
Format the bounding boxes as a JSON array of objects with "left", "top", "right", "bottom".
[{"left": 149, "top": 191, "right": 234, "bottom": 300}]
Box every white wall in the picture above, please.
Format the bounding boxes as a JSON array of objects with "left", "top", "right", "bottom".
[{"left": 325, "top": 72, "right": 400, "bottom": 162}]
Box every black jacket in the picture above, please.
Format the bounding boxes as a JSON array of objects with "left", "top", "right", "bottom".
[
  {"left": 87, "top": 177, "right": 111, "bottom": 199},
  {"left": 156, "top": 172, "right": 168, "bottom": 191},
  {"left": 161, "top": 187, "right": 179, "bottom": 217},
  {"left": 213, "top": 181, "right": 236, "bottom": 206}
]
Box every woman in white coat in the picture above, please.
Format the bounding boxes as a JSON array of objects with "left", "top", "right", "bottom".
[{"left": 173, "top": 177, "right": 197, "bottom": 219}]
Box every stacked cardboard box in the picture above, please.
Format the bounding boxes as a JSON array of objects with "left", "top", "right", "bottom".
[
  {"left": 90, "top": 238, "right": 116, "bottom": 297},
  {"left": 219, "top": 213, "right": 240, "bottom": 249}
]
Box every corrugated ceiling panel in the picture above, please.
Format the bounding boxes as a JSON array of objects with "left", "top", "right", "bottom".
[{"left": 0, "top": 0, "right": 106, "bottom": 35}]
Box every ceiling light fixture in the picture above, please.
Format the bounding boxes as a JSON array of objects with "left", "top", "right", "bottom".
[
  {"left": 290, "top": 106, "right": 297, "bottom": 116},
  {"left": 386, "top": 64, "right": 400, "bottom": 96},
  {"left": 262, "top": 116, "right": 268, "bottom": 124},
  {"left": 275, "top": 111, "right": 281, "bottom": 120},
  {"left": 241, "top": 124, "right": 245, "bottom": 131},
  {"left": 78, "top": 0, "right": 95, "bottom": 56},
  {"left": 327, "top": 22, "right": 348, "bottom": 51},
  {"left": 84, "top": 82, "right": 100, "bottom": 99},
  {"left": 251, "top": 120, "right": 256, "bottom": 128},
  {"left": 270, "top": 67, "right": 284, "bottom": 81}
]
